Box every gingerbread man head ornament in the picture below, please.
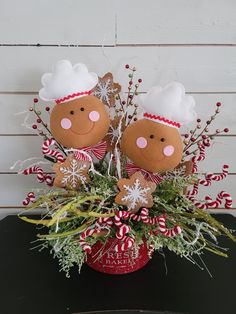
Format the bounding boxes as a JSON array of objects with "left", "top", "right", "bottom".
[
  {"left": 121, "top": 82, "right": 196, "bottom": 173},
  {"left": 39, "top": 60, "right": 110, "bottom": 148}
]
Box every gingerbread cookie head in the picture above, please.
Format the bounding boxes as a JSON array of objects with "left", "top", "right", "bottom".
[
  {"left": 39, "top": 60, "right": 110, "bottom": 148},
  {"left": 121, "top": 82, "right": 196, "bottom": 173}
]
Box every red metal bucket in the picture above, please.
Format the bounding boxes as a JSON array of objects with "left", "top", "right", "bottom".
[{"left": 86, "top": 238, "right": 151, "bottom": 274}]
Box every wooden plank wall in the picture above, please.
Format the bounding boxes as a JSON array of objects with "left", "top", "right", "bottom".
[{"left": 0, "top": 0, "right": 236, "bottom": 218}]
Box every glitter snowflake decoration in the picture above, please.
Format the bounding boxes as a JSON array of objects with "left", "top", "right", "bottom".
[
  {"left": 93, "top": 72, "right": 121, "bottom": 107},
  {"left": 53, "top": 155, "right": 90, "bottom": 190},
  {"left": 115, "top": 172, "right": 156, "bottom": 212}
]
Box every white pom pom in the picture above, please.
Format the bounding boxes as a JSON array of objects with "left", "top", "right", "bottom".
[
  {"left": 140, "top": 82, "right": 197, "bottom": 126},
  {"left": 39, "top": 60, "right": 98, "bottom": 102}
]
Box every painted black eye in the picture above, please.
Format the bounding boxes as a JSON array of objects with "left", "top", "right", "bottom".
[
  {"left": 160, "top": 138, "right": 165, "bottom": 142},
  {"left": 80, "top": 107, "right": 85, "bottom": 111},
  {"left": 149, "top": 134, "right": 154, "bottom": 139},
  {"left": 70, "top": 110, "right": 74, "bottom": 115}
]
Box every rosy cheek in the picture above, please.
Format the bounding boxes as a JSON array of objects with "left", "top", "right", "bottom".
[
  {"left": 60, "top": 118, "right": 72, "bottom": 129},
  {"left": 136, "top": 137, "right": 147, "bottom": 149},
  {"left": 163, "top": 145, "right": 175, "bottom": 156},
  {"left": 89, "top": 111, "right": 100, "bottom": 122}
]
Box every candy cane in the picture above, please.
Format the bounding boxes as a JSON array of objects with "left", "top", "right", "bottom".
[
  {"left": 206, "top": 191, "right": 232, "bottom": 209},
  {"left": 114, "top": 211, "right": 130, "bottom": 227},
  {"left": 42, "top": 138, "right": 64, "bottom": 162},
  {"left": 114, "top": 211, "right": 135, "bottom": 252},
  {"left": 157, "top": 215, "right": 182, "bottom": 237},
  {"left": 114, "top": 236, "right": 135, "bottom": 252},
  {"left": 22, "top": 192, "right": 36, "bottom": 206},
  {"left": 187, "top": 195, "right": 208, "bottom": 210},
  {"left": 23, "top": 166, "right": 45, "bottom": 182},
  {"left": 23, "top": 165, "right": 54, "bottom": 187},
  {"left": 191, "top": 142, "right": 208, "bottom": 173},
  {"left": 79, "top": 228, "right": 97, "bottom": 254},
  {"left": 219, "top": 191, "right": 232, "bottom": 209},
  {"left": 187, "top": 183, "right": 199, "bottom": 196},
  {"left": 130, "top": 208, "right": 181, "bottom": 237},
  {"left": 206, "top": 165, "right": 229, "bottom": 182},
  {"left": 79, "top": 217, "right": 113, "bottom": 254}
]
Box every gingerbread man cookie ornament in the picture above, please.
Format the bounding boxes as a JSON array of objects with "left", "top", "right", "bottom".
[
  {"left": 121, "top": 82, "right": 196, "bottom": 173},
  {"left": 39, "top": 60, "right": 110, "bottom": 149}
]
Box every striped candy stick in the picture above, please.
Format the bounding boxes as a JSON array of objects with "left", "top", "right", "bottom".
[
  {"left": 79, "top": 228, "right": 97, "bottom": 254},
  {"left": 187, "top": 195, "right": 208, "bottom": 210},
  {"left": 206, "top": 191, "right": 232, "bottom": 209},
  {"left": 114, "top": 211, "right": 135, "bottom": 252},
  {"left": 157, "top": 215, "right": 182, "bottom": 237},
  {"left": 22, "top": 192, "right": 36, "bottom": 206},
  {"left": 132, "top": 208, "right": 182, "bottom": 237},
  {"left": 114, "top": 236, "right": 135, "bottom": 252},
  {"left": 23, "top": 166, "right": 45, "bottom": 182},
  {"left": 42, "top": 138, "right": 64, "bottom": 162},
  {"left": 23, "top": 165, "right": 54, "bottom": 187},
  {"left": 206, "top": 165, "right": 229, "bottom": 182},
  {"left": 219, "top": 191, "right": 232, "bottom": 209}
]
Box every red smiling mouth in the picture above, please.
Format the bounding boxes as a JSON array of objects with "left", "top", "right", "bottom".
[
  {"left": 140, "top": 149, "right": 165, "bottom": 162},
  {"left": 70, "top": 123, "right": 95, "bottom": 135}
]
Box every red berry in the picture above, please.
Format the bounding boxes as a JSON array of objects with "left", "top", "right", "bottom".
[
  {"left": 37, "top": 118, "right": 42, "bottom": 123},
  {"left": 32, "top": 124, "right": 37, "bottom": 129},
  {"left": 202, "top": 134, "right": 207, "bottom": 139},
  {"left": 138, "top": 79, "right": 142, "bottom": 83},
  {"left": 216, "top": 102, "right": 221, "bottom": 107},
  {"left": 33, "top": 98, "right": 38, "bottom": 103},
  {"left": 206, "top": 120, "right": 211, "bottom": 125},
  {"left": 125, "top": 64, "right": 129, "bottom": 69},
  {"left": 197, "top": 118, "right": 201, "bottom": 123},
  {"left": 191, "top": 137, "right": 196, "bottom": 142},
  {"left": 184, "top": 134, "right": 189, "bottom": 138},
  {"left": 134, "top": 118, "right": 137, "bottom": 121},
  {"left": 129, "top": 81, "right": 133, "bottom": 85},
  {"left": 122, "top": 101, "right": 126, "bottom": 105},
  {"left": 45, "top": 107, "right": 50, "bottom": 111},
  {"left": 128, "top": 115, "right": 132, "bottom": 119},
  {"left": 186, "top": 151, "right": 190, "bottom": 155},
  {"left": 128, "top": 95, "right": 133, "bottom": 99},
  {"left": 224, "top": 128, "right": 229, "bottom": 133}
]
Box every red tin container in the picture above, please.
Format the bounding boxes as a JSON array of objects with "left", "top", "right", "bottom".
[{"left": 86, "top": 238, "right": 151, "bottom": 274}]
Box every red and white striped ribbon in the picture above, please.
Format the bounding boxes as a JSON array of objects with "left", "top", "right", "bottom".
[
  {"left": 42, "top": 138, "right": 64, "bottom": 162},
  {"left": 126, "top": 162, "right": 163, "bottom": 184},
  {"left": 74, "top": 141, "right": 107, "bottom": 161},
  {"left": 22, "top": 192, "right": 36, "bottom": 206}
]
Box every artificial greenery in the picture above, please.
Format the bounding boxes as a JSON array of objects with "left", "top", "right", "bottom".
[{"left": 20, "top": 167, "right": 236, "bottom": 277}]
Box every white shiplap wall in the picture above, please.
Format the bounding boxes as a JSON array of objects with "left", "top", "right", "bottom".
[{"left": 0, "top": 0, "right": 236, "bottom": 218}]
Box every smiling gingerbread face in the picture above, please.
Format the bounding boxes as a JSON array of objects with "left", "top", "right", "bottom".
[
  {"left": 121, "top": 119, "right": 183, "bottom": 173},
  {"left": 50, "top": 95, "right": 110, "bottom": 148}
]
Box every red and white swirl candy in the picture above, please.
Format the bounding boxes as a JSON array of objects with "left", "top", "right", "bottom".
[{"left": 42, "top": 138, "right": 64, "bottom": 162}]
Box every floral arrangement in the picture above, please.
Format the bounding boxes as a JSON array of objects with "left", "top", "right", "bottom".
[{"left": 18, "top": 60, "right": 235, "bottom": 277}]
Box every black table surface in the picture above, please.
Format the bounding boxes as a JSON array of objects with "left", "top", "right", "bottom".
[{"left": 1, "top": 214, "right": 236, "bottom": 314}]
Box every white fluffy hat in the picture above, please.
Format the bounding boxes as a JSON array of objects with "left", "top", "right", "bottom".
[
  {"left": 39, "top": 60, "right": 98, "bottom": 104},
  {"left": 140, "top": 82, "right": 196, "bottom": 128}
]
